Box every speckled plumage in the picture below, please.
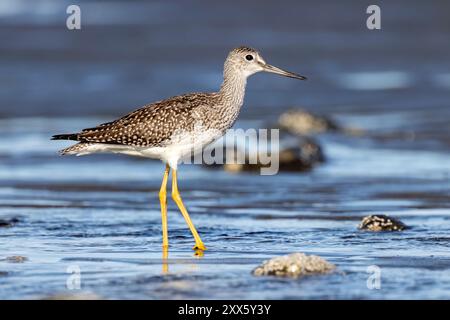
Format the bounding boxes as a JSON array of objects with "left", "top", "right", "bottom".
[
  {"left": 65, "top": 93, "right": 223, "bottom": 147},
  {"left": 52, "top": 46, "right": 305, "bottom": 168}
]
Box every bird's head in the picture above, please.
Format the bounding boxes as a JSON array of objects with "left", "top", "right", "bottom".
[{"left": 225, "top": 46, "right": 307, "bottom": 80}]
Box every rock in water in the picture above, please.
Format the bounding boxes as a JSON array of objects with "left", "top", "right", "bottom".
[
  {"left": 253, "top": 253, "right": 336, "bottom": 277},
  {"left": 358, "top": 215, "right": 407, "bottom": 231},
  {"left": 0, "top": 217, "right": 20, "bottom": 228},
  {"left": 41, "top": 292, "right": 102, "bottom": 300},
  {"left": 5, "top": 256, "right": 28, "bottom": 263},
  {"left": 278, "top": 109, "right": 339, "bottom": 135},
  {"left": 219, "top": 136, "right": 324, "bottom": 173}
]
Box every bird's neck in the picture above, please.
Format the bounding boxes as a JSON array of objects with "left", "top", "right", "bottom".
[{"left": 218, "top": 67, "right": 247, "bottom": 111}]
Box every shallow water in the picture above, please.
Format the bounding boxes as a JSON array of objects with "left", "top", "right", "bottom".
[
  {"left": 1, "top": 0, "right": 450, "bottom": 299},
  {"left": 1, "top": 116, "right": 449, "bottom": 299}
]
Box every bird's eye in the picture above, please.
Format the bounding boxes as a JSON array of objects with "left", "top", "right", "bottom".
[{"left": 245, "top": 54, "right": 254, "bottom": 61}]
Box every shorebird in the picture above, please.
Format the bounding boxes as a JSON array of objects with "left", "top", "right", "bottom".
[{"left": 52, "top": 46, "right": 306, "bottom": 251}]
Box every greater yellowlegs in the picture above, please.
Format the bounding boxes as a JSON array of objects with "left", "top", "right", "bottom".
[{"left": 52, "top": 46, "right": 306, "bottom": 251}]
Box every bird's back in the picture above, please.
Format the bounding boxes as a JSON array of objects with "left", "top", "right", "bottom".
[{"left": 54, "top": 92, "right": 222, "bottom": 148}]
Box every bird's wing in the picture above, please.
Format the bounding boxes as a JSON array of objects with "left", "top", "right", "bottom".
[
  {"left": 80, "top": 120, "right": 118, "bottom": 133},
  {"left": 76, "top": 93, "right": 215, "bottom": 147}
]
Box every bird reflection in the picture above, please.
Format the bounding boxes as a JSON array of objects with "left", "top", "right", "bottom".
[{"left": 161, "top": 247, "right": 205, "bottom": 274}]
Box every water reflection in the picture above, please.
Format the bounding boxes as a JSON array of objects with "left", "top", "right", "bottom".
[
  {"left": 162, "top": 247, "right": 169, "bottom": 274},
  {"left": 161, "top": 247, "right": 205, "bottom": 275}
]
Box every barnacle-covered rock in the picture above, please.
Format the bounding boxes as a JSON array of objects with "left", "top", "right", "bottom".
[
  {"left": 278, "top": 109, "right": 339, "bottom": 135},
  {"left": 253, "top": 253, "right": 335, "bottom": 277},
  {"left": 358, "top": 215, "right": 407, "bottom": 231},
  {"left": 218, "top": 136, "right": 324, "bottom": 173}
]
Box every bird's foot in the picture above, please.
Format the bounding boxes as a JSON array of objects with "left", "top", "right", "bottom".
[{"left": 193, "top": 243, "right": 207, "bottom": 251}]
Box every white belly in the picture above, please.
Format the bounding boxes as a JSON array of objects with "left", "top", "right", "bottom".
[{"left": 77, "top": 129, "right": 223, "bottom": 169}]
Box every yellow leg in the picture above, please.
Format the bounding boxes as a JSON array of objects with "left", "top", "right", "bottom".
[
  {"left": 162, "top": 246, "right": 169, "bottom": 274},
  {"left": 171, "top": 169, "right": 206, "bottom": 251},
  {"left": 159, "top": 164, "right": 170, "bottom": 249}
]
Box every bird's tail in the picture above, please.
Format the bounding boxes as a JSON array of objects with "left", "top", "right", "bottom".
[
  {"left": 52, "top": 132, "right": 92, "bottom": 155},
  {"left": 59, "top": 142, "right": 93, "bottom": 156},
  {"left": 51, "top": 133, "right": 79, "bottom": 141}
]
